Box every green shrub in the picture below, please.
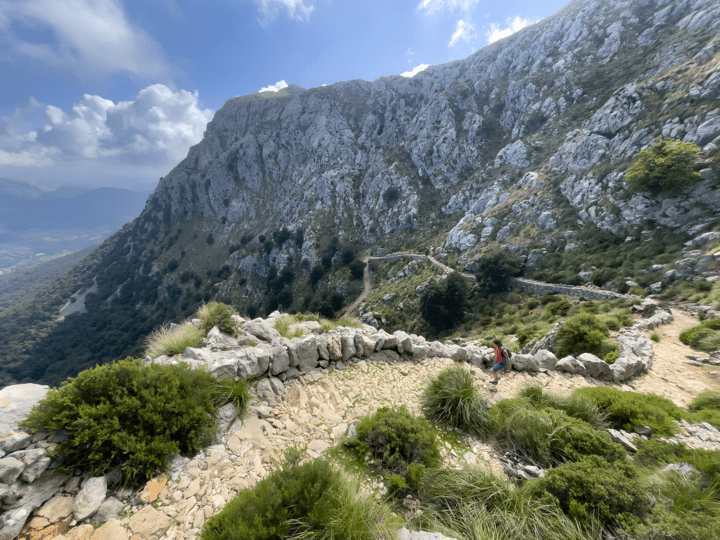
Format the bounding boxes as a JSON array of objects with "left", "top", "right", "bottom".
[
  {"left": 679, "top": 318, "right": 720, "bottom": 352},
  {"left": 517, "top": 383, "right": 608, "bottom": 430},
  {"left": 200, "top": 449, "right": 401, "bottom": 540},
  {"left": 420, "top": 272, "right": 469, "bottom": 332},
  {"left": 418, "top": 467, "right": 603, "bottom": 540},
  {"left": 420, "top": 366, "right": 493, "bottom": 437},
  {"left": 354, "top": 406, "right": 441, "bottom": 495},
  {"left": 526, "top": 456, "right": 649, "bottom": 529},
  {"left": 474, "top": 249, "right": 523, "bottom": 292},
  {"left": 144, "top": 322, "right": 204, "bottom": 358},
  {"left": 626, "top": 138, "right": 702, "bottom": 196},
  {"left": 489, "top": 398, "right": 624, "bottom": 466},
  {"left": 544, "top": 299, "right": 572, "bottom": 317},
  {"left": 650, "top": 332, "right": 661, "bottom": 342},
  {"left": 525, "top": 298, "right": 540, "bottom": 310},
  {"left": 604, "top": 350, "right": 619, "bottom": 364},
  {"left": 21, "top": 359, "right": 222, "bottom": 486},
  {"left": 635, "top": 439, "right": 720, "bottom": 485},
  {"left": 690, "top": 389, "right": 720, "bottom": 412},
  {"left": 555, "top": 313, "right": 610, "bottom": 358},
  {"left": 196, "top": 302, "right": 237, "bottom": 335},
  {"left": 575, "top": 387, "right": 683, "bottom": 436},
  {"left": 604, "top": 317, "right": 620, "bottom": 331}
]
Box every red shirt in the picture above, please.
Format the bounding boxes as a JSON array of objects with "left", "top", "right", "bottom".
[{"left": 495, "top": 347, "right": 503, "bottom": 364}]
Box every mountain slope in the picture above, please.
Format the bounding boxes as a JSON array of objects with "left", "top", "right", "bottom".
[{"left": 2, "top": 0, "right": 720, "bottom": 388}]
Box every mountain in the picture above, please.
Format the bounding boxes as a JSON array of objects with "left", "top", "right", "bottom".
[
  {"left": 1, "top": 0, "right": 720, "bottom": 388},
  {"left": 0, "top": 178, "right": 150, "bottom": 270}
]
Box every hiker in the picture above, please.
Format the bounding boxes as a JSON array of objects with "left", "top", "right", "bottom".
[{"left": 491, "top": 338, "right": 510, "bottom": 384}]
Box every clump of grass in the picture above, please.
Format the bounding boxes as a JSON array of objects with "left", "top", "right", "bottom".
[
  {"left": 275, "top": 315, "right": 306, "bottom": 339},
  {"left": 200, "top": 448, "right": 401, "bottom": 540},
  {"left": 415, "top": 467, "right": 603, "bottom": 540},
  {"left": 420, "top": 366, "right": 493, "bottom": 437},
  {"left": 145, "top": 322, "right": 204, "bottom": 358},
  {"left": 679, "top": 318, "right": 720, "bottom": 352},
  {"left": 211, "top": 376, "right": 252, "bottom": 417},
  {"left": 651, "top": 332, "right": 661, "bottom": 342},
  {"left": 517, "top": 383, "right": 608, "bottom": 429},
  {"left": 690, "top": 389, "right": 720, "bottom": 412},
  {"left": 196, "top": 302, "right": 237, "bottom": 335}
]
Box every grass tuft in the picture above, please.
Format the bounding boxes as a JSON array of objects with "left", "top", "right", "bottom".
[{"left": 145, "top": 322, "right": 204, "bottom": 358}]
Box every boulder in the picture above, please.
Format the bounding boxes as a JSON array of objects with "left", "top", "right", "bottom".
[
  {"left": 381, "top": 334, "right": 399, "bottom": 350},
  {"left": 341, "top": 334, "right": 357, "bottom": 361},
  {"left": 295, "top": 335, "right": 319, "bottom": 371},
  {"left": 128, "top": 506, "right": 173, "bottom": 540},
  {"left": 356, "top": 334, "right": 376, "bottom": 357},
  {"left": 0, "top": 456, "right": 24, "bottom": 484},
  {"left": 426, "top": 341, "right": 453, "bottom": 359},
  {"left": 577, "top": 353, "right": 613, "bottom": 380},
  {"left": 534, "top": 350, "right": 558, "bottom": 370},
  {"left": 243, "top": 320, "right": 281, "bottom": 343},
  {"left": 326, "top": 334, "right": 343, "bottom": 360},
  {"left": 237, "top": 349, "right": 270, "bottom": 379},
  {"left": 73, "top": 476, "right": 107, "bottom": 521},
  {"left": 393, "top": 331, "right": 413, "bottom": 355},
  {"left": 205, "top": 327, "right": 240, "bottom": 351},
  {"left": 93, "top": 496, "right": 125, "bottom": 523},
  {"left": 611, "top": 354, "right": 648, "bottom": 382},
  {"left": 316, "top": 336, "right": 330, "bottom": 361},
  {"left": 269, "top": 345, "right": 290, "bottom": 375},
  {"left": 256, "top": 379, "right": 280, "bottom": 405},
  {"left": 207, "top": 352, "right": 239, "bottom": 378},
  {"left": 451, "top": 346, "right": 468, "bottom": 362},
  {"left": 555, "top": 356, "right": 587, "bottom": 375},
  {"left": 90, "top": 518, "right": 130, "bottom": 540},
  {"left": 36, "top": 495, "right": 74, "bottom": 522},
  {"left": 606, "top": 429, "right": 638, "bottom": 453},
  {"left": 511, "top": 354, "right": 539, "bottom": 372},
  {"left": 0, "top": 506, "right": 32, "bottom": 540},
  {"left": 529, "top": 322, "right": 564, "bottom": 355},
  {"left": 465, "top": 346, "right": 490, "bottom": 368}
]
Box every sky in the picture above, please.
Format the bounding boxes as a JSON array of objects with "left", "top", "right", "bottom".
[{"left": 0, "top": 0, "right": 570, "bottom": 191}]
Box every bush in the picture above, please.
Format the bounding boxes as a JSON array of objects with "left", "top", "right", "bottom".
[
  {"left": 626, "top": 138, "right": 702, "bottom": 196},
  {"left": 211, "top": 376, "right": 251, "bottom": 417},
  {"left": 517, "top": 383, "right": 608, "bottom": 429},
  {"left": 21, "top": 359, "right": 222, "bottom": 486},
  {"left": 680, "top": 320, "right": 720, "bottom": 352},
  {"left": 474, "top": 249, "right": 523, "bottom": 292},
  {"left": 420, "top": 272, "right": 469, "bottom": 332},
  {"left": 651, "top": 332, "right": 661, "bottom": 342},
  {"left": 421, "top": 366, "right": 493, "bottom": 437},
  {"left": 525, "top": 455, "right": 649, "bottom": 529},
  {"left": 689, "top": 389, "right": 720, "bottom": 412},
  {"left": 634, "top": 439, "right": 720, "bottom": 485},
  {"left": 200, "top": 449, "right": 401, "bottom": 540},
  {"left": 489, "top": 398, "right": 624, "bottom": 466},
  {"left": 575, "top": 387, "right": 683, "bottom": 436},
  {"left": 555, "top": 313, "right": 609, "bottom": 358},
  {"left": 354, "top": 406, "right": 441, "bottom": 495},
  {"left": 418, "top": 466, "right": 602, "bottom": 540},
  {"left": 349, "top": 259, "right": 366, "bottom": 280},
  {"left": 196, "top": 302, "right": 236, "bottom": 335},
  {"left": 144, "top": 322, "right": 204, "bottom": 358}
]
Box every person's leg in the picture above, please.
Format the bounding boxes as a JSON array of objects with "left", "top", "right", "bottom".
[{"left": 491, "top": 363, "right": 501, "bottom": 383}]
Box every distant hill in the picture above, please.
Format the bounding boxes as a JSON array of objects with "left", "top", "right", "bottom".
[{"left": 0, "top": 178, "right": 150, "bottom": 269}]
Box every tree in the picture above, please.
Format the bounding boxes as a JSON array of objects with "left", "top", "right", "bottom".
[
  {"left": 474, "top": 249, "right": 523, "bottom": 292},
  {"left": 625, "top": 138, "right": 701, "bottom": 196},
  {"left": 420, "top": 272, "right": 469, "bottom": 332},
  {"left": 349, "top": 260, "right": 366, "bottom": 280}
]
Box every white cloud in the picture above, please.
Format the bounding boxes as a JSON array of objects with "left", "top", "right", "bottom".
[
  {"left": 0, "top": 84, "right": 213, "bottom": 170},
  {"left": 0, "top": 0, "right": 170, "bottom": 77},
  {"left": 448, "top": 19, "right": 476, "bottom": 47},
  {"left": 259, "top": 80, "right": 289, "bottom": 93},
  {"left": 486, "top": 16, "right": 533, "bottom": 44},
  {"left": 254, "top": 0, "right": 314, "bottom": 28},
  {"left": 401, "top": 64, "right": 429, "bottom": 78},
  {"left": 417, "top": 0, "right": 480, "bottom": 15}
]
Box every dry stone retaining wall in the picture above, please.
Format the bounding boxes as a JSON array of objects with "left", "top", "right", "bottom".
[{"left": 509, "top": 277, "right": 633, "bottom": 302}]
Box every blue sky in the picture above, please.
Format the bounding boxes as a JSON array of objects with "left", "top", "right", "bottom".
[{"left": 0, "top": 0, "right": 569, "bottom": 191}]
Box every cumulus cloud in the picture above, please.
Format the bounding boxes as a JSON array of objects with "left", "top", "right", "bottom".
[
  {"left": 448, "top": 19, "right": 476, "bottom": 47},
  {"left": 417, "top": 0, "right": 480, "bottom": 15},
  {"left": 0, "top": 0, "right": 171, "bottom": 77},
  {"left": 258, "top": 80, "right": 289, "bottom": 93},
  {"left": 486, "top": 16, "right": 533, "bottom": 44},
  {"left": 254, "top": 0, "right": 315, "bottom": 28},
  {"left": 0, "top": 84, "right": 213, "bottom": 170},
  {"left": 401, "top": 64, "right": 430, "bottom": 78}
]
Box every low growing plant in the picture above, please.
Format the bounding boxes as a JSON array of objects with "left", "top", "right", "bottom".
[
  {"left": 421, "top": 366, "right": 493, "bottom": 437},
  {"left": 555, "top": 313, "right": 611, "bottom": 358},
  {"left": 21, "top": 359, "right": 222, "bottom": 486},
  {"left": 574, "top": 387, "right": 683, "bottom": 436},
  {"left": 144, "top": 322, "right": 204, "bottom": 358},
  {"left": 353, "top": 406, "right": 441, "bottom": 496},
  {"left": 196, "top": 302, "right": 237, "bottom": 335},
  {"left": 525, "top": 455, "right": 649, "bottom": 530}
]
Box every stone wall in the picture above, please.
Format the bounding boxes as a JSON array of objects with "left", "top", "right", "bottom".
[{"left": 509, "top": 277, "right": 633, "bottom": 302}]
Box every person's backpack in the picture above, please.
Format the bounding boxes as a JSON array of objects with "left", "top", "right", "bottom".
[{"left": 502, "top": 346, "right": 512, "bottom": 359}]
